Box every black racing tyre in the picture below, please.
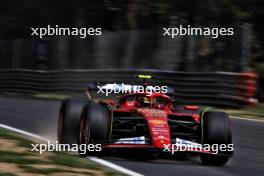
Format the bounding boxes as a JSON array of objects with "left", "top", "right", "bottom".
[
  {"left": 79, "top": 102, "right": 110, "bottom": 155},
  {"left": 200, "top": 111, "right": 233, "bottom": 166},
  {"left": 58, "top": 98, "right": 88, "bottom": 145}
]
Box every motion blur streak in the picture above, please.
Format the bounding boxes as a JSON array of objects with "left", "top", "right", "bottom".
[
  {"left": 0, "top": 114, "right": 144, "bottom": 176},
  {"left": 0, "top": 96, "right": 263, "bottom": 176}
]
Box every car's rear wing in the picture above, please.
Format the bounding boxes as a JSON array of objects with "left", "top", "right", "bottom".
[
  {"left": 86, "top": 82, "right": 174, "bottom": 95},
  {"left": 86, "top": 75, "right": 175, "bottom": 96}
]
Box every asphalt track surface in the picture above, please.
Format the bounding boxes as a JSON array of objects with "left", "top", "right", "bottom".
[{"left": 0, "top": 96, "right": 264, "bottom": 176}]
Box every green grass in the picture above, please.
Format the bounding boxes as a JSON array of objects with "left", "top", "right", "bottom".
[
  {"left": 0, "top": 91, "right": 77, "bottom": 100},
  {"left": 18, "top": 165, "right": 85, "bottom": 175},
  {"left": 0, "top": 128, "right": 125, "bottom": 176},
  {"left": 0, "top": 128, "right": 36, "bottom": 151},
  {"left": 0, "top": 91, "right": 118, "bottom": 101},
  {"left": 49, "top": 152, "right": 100, "bottom": 170},
  {"left": 0, "top": 151, "right": 49, "bottom": 165},
  {"left": 219, "top": 103, "right": 264, "bottom": 119},
  {"left": 0, "top": 173, "right": 17, "bottom": 176}
]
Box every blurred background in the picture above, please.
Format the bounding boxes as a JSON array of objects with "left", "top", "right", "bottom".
[
  {"left": 1, "top": 2, "right": 264, "bottom": 176},
  {"left": 0, "top": 0, "right": 263, "bottom": 105}
]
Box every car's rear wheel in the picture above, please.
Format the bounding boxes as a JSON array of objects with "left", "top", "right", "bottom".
[
  {"left": 79, "top": 102, "right": 110, "bottom": 156},
  {"left": 58, "top": 99, "right": 88, "bottom": 145},
  {"left": 200, "top": 111, "right": 233, "bottom": 166}
]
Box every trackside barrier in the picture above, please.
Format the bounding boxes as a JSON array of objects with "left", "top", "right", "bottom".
[{"left": 0, "top": 69, "right": 258, "bottom": 108}]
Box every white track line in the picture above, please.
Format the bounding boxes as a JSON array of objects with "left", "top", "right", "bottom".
[
  {"left": 88, "top": 157, "right": 144, "bottom": 176},
  {"left": 230, "top": 116, "right": 264, "bottom": 123},
  {"left": 0, "top": 123, "right": 144, "bottom": 176},
  {"left": 0, "top": 123, "right": 49, "bottom": 141}
]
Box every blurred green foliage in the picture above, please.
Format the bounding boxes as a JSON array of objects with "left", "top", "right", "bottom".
[
  {"left": 0, "top": 0, "right": 263, "bottom": 65},
  {"left": 0, "top": 0, "right": 262, "bottom": 54}
]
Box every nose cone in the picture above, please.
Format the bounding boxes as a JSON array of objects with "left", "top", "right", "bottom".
[{"left": 148, "top": 119, "right": 171, "bottom": 149}]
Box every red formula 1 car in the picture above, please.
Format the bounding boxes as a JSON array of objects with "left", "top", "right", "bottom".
[{"left": 58, "top": 75, "right": 233, "bottom": 166}]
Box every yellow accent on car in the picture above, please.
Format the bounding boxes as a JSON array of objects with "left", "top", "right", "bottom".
[{"left": 137, "top": 75, "right": 152, "bottom": 79}]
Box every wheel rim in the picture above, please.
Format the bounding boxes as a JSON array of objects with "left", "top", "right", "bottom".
[
  {"left": 58, "top": 108, "right": 64, "bottom": 143},
  {"left": 79, "top": 113, "right": 90, "bottom": 145}
]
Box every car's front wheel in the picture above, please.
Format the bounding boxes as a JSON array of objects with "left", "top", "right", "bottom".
[
  {"left": 58, "top": 99, "right": 88, "bottom": 145},
  {"left": 200, "top": 111, "right": 233, "bottom": 166},
  {"left": 79, "top": 102, "right": 110, "bottom": 156}
]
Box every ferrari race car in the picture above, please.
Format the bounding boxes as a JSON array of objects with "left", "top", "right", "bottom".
[{"left": 58, "top": 75, "right": 233, "bottom": 165}]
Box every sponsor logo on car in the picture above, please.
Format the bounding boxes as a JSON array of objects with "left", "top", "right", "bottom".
[{"left": 149, "top": 119, "right": 166, "bottom": 125}]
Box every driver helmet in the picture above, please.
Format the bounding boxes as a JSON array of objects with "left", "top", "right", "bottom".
[{"left": 137, "top": 96, "right": 150, "bottom": 107}]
